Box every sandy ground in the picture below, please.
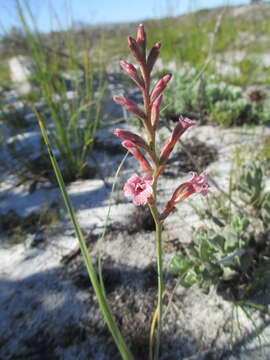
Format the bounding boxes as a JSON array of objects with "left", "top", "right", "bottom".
[{"left": 0, "top": 124, "right": 270, "bottom": 359}]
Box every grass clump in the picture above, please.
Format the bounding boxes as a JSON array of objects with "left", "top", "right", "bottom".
[{"left": 14, "top": 0, "right": 106, "bottom": 182}]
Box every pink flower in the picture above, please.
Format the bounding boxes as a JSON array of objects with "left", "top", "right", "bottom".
[
  {"left": 161, "top": 172, "right": 209, "bottom": 219},
  {"left": 124, "top": 174, "right": 153, "bottom": 206},
  {"left": 177, "top": 172, "right": 209, "bottom": 199}
]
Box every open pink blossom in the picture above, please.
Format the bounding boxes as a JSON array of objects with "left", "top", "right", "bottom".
[
  {"left": 161, "top": 172, "right": 209, "bottom": 219},
  {"left": 186, "top": 172, "right": 209, "bottom": 196},
  {"left": 172, "top": 171, "right": 209, "bottom": 202},
  {"left": 124, "top": 174, "right": 153, "bottom": 206}
]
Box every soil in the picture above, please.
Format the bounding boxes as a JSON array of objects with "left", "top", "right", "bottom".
[{"left": 0, "top": 124, "right": 270, "bottom": 360}]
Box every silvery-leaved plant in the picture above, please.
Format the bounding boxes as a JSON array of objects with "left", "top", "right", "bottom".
[{"left": 113, "top": 24, "right": 209, "bottom": 359}]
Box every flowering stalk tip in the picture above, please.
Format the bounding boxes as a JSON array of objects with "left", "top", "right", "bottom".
[{"left": 136, "top": 24, "right": 146, "bottom": 59}]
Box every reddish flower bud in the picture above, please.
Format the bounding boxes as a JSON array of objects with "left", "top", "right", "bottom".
[
  {"left": 113, "top": 128, "right": 148, "bottom": 149},
  {"left": 136, "top": 24, "right": 146, "bottom": 46},
  {"left": 150, "top": 74, "right": 172, "bottom": 103},
  {"left": 120, "top": 61, "right": 144, "bottom": 88},
  {"left": 122, "top": 140, "right": 152, "bottom": 174},
  {"left": 128, "top": 36, "right": 144, "bottom": 64},
  {"left": 113, "top": 95, "right": 146, "bottom": 120},
  {"left": 136, "top": 24, "right": 146, "bottom": 60},
  {"left": 147, "top": 42, "right": 161, "bottom": 74},
  {"left": 151, "top": 94, "right": 163, "bottom": 127},
  {"left": 160, "top": 116, "right": 195, "bottom": 164}
]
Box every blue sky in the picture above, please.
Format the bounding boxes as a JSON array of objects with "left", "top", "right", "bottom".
[{"left": 0, "top": 0, "right": 259, "bottom": 34}]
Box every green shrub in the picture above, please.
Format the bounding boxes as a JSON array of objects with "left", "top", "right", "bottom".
[
  {"left": 170, "top": 161, "right": 270, "bottom": 301},
  {"left": 163, "top": 69, "right": 270, "bottom": 126}
]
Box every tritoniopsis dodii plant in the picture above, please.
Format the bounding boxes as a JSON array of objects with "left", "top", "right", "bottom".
[{"left": 113, "top": 24, "right": 209, "bottom": 359}]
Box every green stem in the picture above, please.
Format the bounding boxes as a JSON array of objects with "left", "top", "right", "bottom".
[
  {"left": 149, "top": 202, "right": 163, "bottom": 360},
  {"left": 37, "top": 113, "right": 134, "bottom": 360},
  {"left": 154, "top": 217, "right": 163, "bottom": 360},
  {"left": 140, "top": 54, "right": 163, "bottom": 360}
]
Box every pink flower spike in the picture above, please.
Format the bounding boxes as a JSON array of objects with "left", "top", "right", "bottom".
[
  {"left": 151, "top": 94, "right": 163, "bottom": 127},
  {"left": 124, "top": 174, "right": 154, "bottom": 206},
  {"left": 160, "top": 116, "right": 196, "bottom": 164},
  {"left": 122, "top": 140, "right": 152, "bottom": 174},
  {"left": 147, "top": 42, "right": 161, "bottom": 74},
  {"left": 120, "top": 61, "right": 144, "bottom": 88},
  {"left": 150, "top": 74, "right": 172, "bottom": 103},
  {"left": 113, "top": 128, "right": 148, "bottom": 149},
  {"left": 113, "top": 95, "right": 146, "bottom": 120}
]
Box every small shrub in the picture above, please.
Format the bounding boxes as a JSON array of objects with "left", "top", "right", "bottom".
[
  {"left": 163, "top": 69, "right": 270, "bottom": 126},
  {"left": 170, "top": 161, "right": 270, "bottom": 301}
]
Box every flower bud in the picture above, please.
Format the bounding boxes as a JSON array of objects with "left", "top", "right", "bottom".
[
  {"left": 136, "top": 24, "right": 146, "bottom": 60},
  {"left": 113, "top": 128, "right": 148, "bottom": 149},
  {"left": 147, "top": 42, "right": 161, "bottom": 74},
  {"left": 113, "top": 95, "right": 146, "bottom": 120},
  {"left": 151, "top": 94, "right": 163, "bottom": 127},
  {"left": 160, "top": 116, "right": 195, "bottom": 164},
  {"left": 150, "top": 74, "right": 172, "bottom": 103},
  {"left": 122, "top": 140, "right": 152, "bottom": 174},
  {"left": 120, "top": 61, "right": 144, "bottom": 88},
  {"left": 128, "top": 36, "right": 144, "bottom": 64}
]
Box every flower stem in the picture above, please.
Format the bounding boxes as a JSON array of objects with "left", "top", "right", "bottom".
[
  {"left": 154, "top": 217, "right": 163, "bottom": 360},
  {"left": 149, "top": 202, "right": 163, "bottom": 360}
]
